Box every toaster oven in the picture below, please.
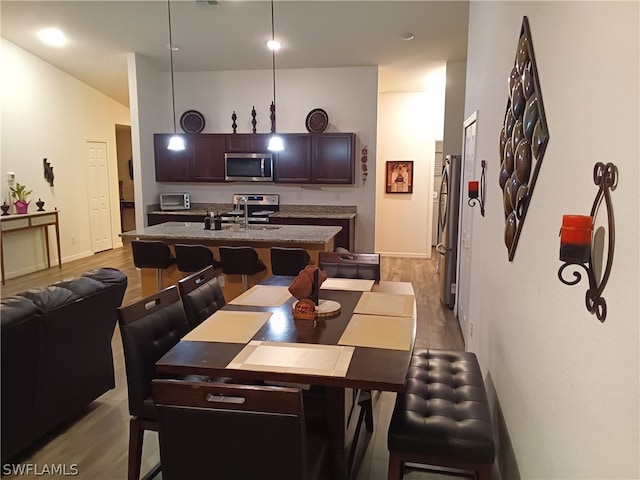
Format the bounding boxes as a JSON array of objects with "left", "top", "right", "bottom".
[{"left": 160, "top": 192, "right": 190, "bottom": 211}]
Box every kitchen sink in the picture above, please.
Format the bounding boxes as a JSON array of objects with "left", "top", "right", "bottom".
[{"left": 248, "top": 225, "right": 281, "bottom": 231}]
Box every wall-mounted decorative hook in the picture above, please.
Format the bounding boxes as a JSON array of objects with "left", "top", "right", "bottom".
[
  {"left": 558, "top": 162, "right": 617, "bottom": 322},
  {"left": 468, "top": 160, "right": 486, "bottom": 216},
  {"left": 43, "top": 158, "right": 54, "bottom": 187}
]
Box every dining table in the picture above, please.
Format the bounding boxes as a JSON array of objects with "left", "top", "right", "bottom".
[{"left": 155, "top": 275, "right": 416, "bottom": 480}]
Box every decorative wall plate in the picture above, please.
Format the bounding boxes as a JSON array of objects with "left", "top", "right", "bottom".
[
  {"left": 305, "top": 108, "right": 329, "bottom": 133},
  {"left": 180, "top": 110, "right": 205, "bottom": 134}
]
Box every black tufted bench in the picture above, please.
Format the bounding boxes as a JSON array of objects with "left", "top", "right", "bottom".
[{"left": 387, "top": 349, "right": 495, "bottom": 480}]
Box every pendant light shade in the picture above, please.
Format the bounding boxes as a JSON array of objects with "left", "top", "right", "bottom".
[
  {"left": 267, "top": 135, "right": 284, "bottom": 152},
  {"left": 267, "top": 0, "right": 283, "bottom": 152},
  {"left": 167, "top": 135, "right": 185, "bottom": 151},
  {"left": 166, "top": 0, "right": 185, "bottom": 151}
]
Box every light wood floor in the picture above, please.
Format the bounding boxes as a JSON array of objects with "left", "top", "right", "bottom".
[{"left": 1, "top": 246, "right": 464, "bottom": 480}]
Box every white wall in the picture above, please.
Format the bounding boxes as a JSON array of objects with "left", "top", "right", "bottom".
[
  {"left": 375, "top": 90, "right": 445, "bottom": 257},
  {"left": 1, "top": 40, "right": 130, "bottom": 281},
  {"left": 131, "top": 64, "right": 379, "bottom": 251},
  {"left": 464, "top": 2, "right": 639, "bottom": 478}
]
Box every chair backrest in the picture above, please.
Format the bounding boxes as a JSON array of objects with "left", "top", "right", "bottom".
[
  {"left": 317, "top": 251, "right": 381, "bottom": 281},
  {"left": 218, "top": 246, "right": 263, "bottom": 275},
  {"left": 177, "top": 266, "right": 226, "bottom": 330},
  {"left": 117, "top": 286, "right": 190, "bottom": 420},
  {"left": 153, "top": 380, "right": 313, "bottom": 480},
  {"left": 270, "top": 247, "right": 311, "bottom": 276},
  {"left": 174, "top": 244, "right": 221, "bottom": 273},
  {"left": 131, "top": 240, "right": 174, "bottom": 270}
]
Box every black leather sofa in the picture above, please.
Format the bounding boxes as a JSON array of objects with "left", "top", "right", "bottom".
[{"left": 1, "top": 268, "right": 128, "bottom": 463}]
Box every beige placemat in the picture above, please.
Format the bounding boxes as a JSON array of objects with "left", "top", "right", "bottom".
[
  {"left": 339, "top": 314, "right": 414, "bottom": 351},
  {"left": 229, "top": 285, "right": 292, "bottom": 307},
  {"left": 182, "top": 311, "right": 271, "bottom": 344},
  {"left": 227, "top": 341, "right": 354, "bottom": 377},
  {"left": 372, "top": 281, "right": 415, "bottom": 295},
  {"left": 320, "top": 278, "right": 375, "bottom": 292},
  {"left": 353, "top": 292, "right": 415, "bottom": 318}
]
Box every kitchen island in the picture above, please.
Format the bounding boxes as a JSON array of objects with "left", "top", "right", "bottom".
[{"left": 121, "top": 222, "right": 341, "bottom": 298}]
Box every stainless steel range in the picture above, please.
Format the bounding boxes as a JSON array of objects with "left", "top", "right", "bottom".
[{"left": 221, "top": 194, "right": 279, "bottom": 224}]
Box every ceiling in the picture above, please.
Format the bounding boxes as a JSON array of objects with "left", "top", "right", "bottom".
[{"left": 1, "top": 1, "right": 469, "bottom": 107}]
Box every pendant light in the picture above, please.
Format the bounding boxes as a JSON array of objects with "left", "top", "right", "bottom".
[
  {"left": 166, "top": 0, "right": 185, "bottom": 151},
  {"left": 267, "top": 0, "right": 284, "bottom": 152}
]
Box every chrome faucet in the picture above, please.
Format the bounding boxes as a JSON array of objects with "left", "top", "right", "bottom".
[{"left": 237, "top": 195, "right": 248, "bottom": 230}]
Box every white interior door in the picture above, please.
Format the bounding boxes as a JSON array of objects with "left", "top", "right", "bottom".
[
  {"left": 86, "top": 141, "right": 113, "bottom": 253},
  {"left": 456, "top": 112, "right": 477, "bottom": 348}
]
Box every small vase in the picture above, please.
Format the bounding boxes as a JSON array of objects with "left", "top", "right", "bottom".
[
  {"left": 36, "top": 198, "right": 45, "bottom": 211},
  {"left": 1, "top": 202, "right": 10, "bottom": 216},
  {"left": 14, "top": 200, "right": 30, "bottom": 214}
]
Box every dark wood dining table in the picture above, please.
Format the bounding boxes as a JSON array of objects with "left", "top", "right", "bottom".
[{"left": 155, "top": 275, "right": 416, "bottom": 479}]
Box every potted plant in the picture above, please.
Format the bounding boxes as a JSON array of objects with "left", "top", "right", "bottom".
[{"left": 10, "top": 182, "right": 33, "bottom": 214}]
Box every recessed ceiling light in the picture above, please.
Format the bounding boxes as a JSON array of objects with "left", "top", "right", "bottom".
[
  {"left": 267, "top": 39, "right": 281, "bottom": 51},
  {"left": 38, "top": 28, "right": 66, "bottom": 47},
  {"left": 400, "top": 32, "right": 415, "bottom": 41}
]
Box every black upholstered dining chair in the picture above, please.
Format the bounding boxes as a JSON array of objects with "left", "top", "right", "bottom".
[
  {"left": 270, "top": 246, "right": 311, "bottom": 276},
  {"left": 317, "top": 251, "right": 381, "bottom": 281},
  {"left": 177, "top": 265, "right": 226, "bottom": 330},
  {"left": 152, "top": 380, "right": 328, "bottom": 480},
  {"left": 174, "top": 244, "right": 222, "bottom": 274},
  {"left": 117, "top": 285, "right": 191, "bottom": 480},
  {"left": 317, "top": 251, "right": 381, "bottom": 439},
  {"left": 218, "top": 246, "right": 267, "bottom": 291}
]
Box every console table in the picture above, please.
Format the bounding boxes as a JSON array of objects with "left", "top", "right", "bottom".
[{"left": 0, "top": 210, "right": 61, "bottom": 285}]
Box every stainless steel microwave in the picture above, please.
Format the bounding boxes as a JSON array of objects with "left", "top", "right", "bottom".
[
  {"left": 225, "top": 153, "right": 274, "bottom": 182},
  {"left": 160, "top": 192, "right": 190, "bottom": 211}
]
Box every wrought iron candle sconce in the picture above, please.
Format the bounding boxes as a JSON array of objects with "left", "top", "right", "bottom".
[
  {"left": 558, "top": 162, "right": 617, "bottom": 322},
  {"left": 468, "top": 160, "right": 486, "bottom": 216}
]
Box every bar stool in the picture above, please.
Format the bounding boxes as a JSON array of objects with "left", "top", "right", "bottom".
[
  {"left": 219, "top": 246, "right": 267, "bottom": 291},
  {"left": 131, "top": 240, "right": 175, "bottom": 291},
  {"left": 270, "top": 247, "right": 311, "bottom": 276},
  {"left": 174, "top": 244, "right": 222, "bottom": 274}
]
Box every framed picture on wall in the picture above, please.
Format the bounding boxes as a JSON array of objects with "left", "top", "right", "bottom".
[{"left": 385, "top": 161, "right": 414, "bottom": 194}]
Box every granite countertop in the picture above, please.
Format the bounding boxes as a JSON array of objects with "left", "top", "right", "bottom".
[
  {"left": 121, "top": 221, "right": 342, "bottom": 245},
  {"left": 147, "top": 204, "right": 357, "bottom": 220}
]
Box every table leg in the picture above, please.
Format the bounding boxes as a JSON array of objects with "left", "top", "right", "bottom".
[
  {"left": 326, "top": 387, "right": 347, "bottom": 480},
  {"left": 54, "top": 216, "right": 62, "bottom": 268},
  {"left": 44, "top": 225, "right": 51, "bottom": 268},
  {"left": 1, "top": 232, "right": 4, "bottom": 285}
]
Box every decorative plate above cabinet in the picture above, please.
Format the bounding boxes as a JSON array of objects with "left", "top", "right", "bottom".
[
  {"left": 305, "top": 108, "right": 329, "bottom": 133},
  {"left": 180, "top": 110, "right": 205, "bottom": 134}
]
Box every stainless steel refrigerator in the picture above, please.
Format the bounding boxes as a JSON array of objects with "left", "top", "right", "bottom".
[{"left": 436, "top": 154, "right": 462, "bottom": 309}]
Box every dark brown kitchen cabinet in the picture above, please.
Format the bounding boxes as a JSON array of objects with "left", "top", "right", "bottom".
[
  {"left": 190, "top": 134, "right": 226, "bottom": 181},
  {"left": 274, "top": 133, "right": 355, "bottom": 184},
  {"left": 154, "top": 134, "right": 190, "bottom": 182},
  {"left": 225, "top": 134, "right": 270, "bottom": 153},
  {"left": 269, "top": 216, "right": 354, "bottom": 251},
  {"left": 154, "top": 133, "right": 226, "bottom": 182},
  {"left": 148, "top": 213, "right": 202, "bottom": 226},
  {"left": 311, "top": 133, "right": 355, "bottom": 184},
  {"left": 274, "top": 134, "right": 312, "bottom": 183}
]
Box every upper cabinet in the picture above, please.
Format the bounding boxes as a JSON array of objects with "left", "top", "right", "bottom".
[
  {"left": 155, "top": 132, "right": 355, "bottom": 184},
  {"left": 225, "top": 134, "right": 271, "bottom": 153},
  {"left": 275, "top": 133, "right": 355, "bottom": 184},
  {"left": 273, "top": 134, "right": 313, "bottom": 183},
  {"left": 311, "top": 133, "right": 355, "bottom": 184},
  {"left": 154, "top": 134, "right": 191, "bottom": 182},
  {"left": 154, "top": 133, "right": 226, "bottom": 182}
]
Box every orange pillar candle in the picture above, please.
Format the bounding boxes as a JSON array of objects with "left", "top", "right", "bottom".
[
  {"left": 468, "top": 181, "right": 479, "bottom": 199},
  {"left": 559, "top": 215, "right": 593, "bottom": 263}
]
